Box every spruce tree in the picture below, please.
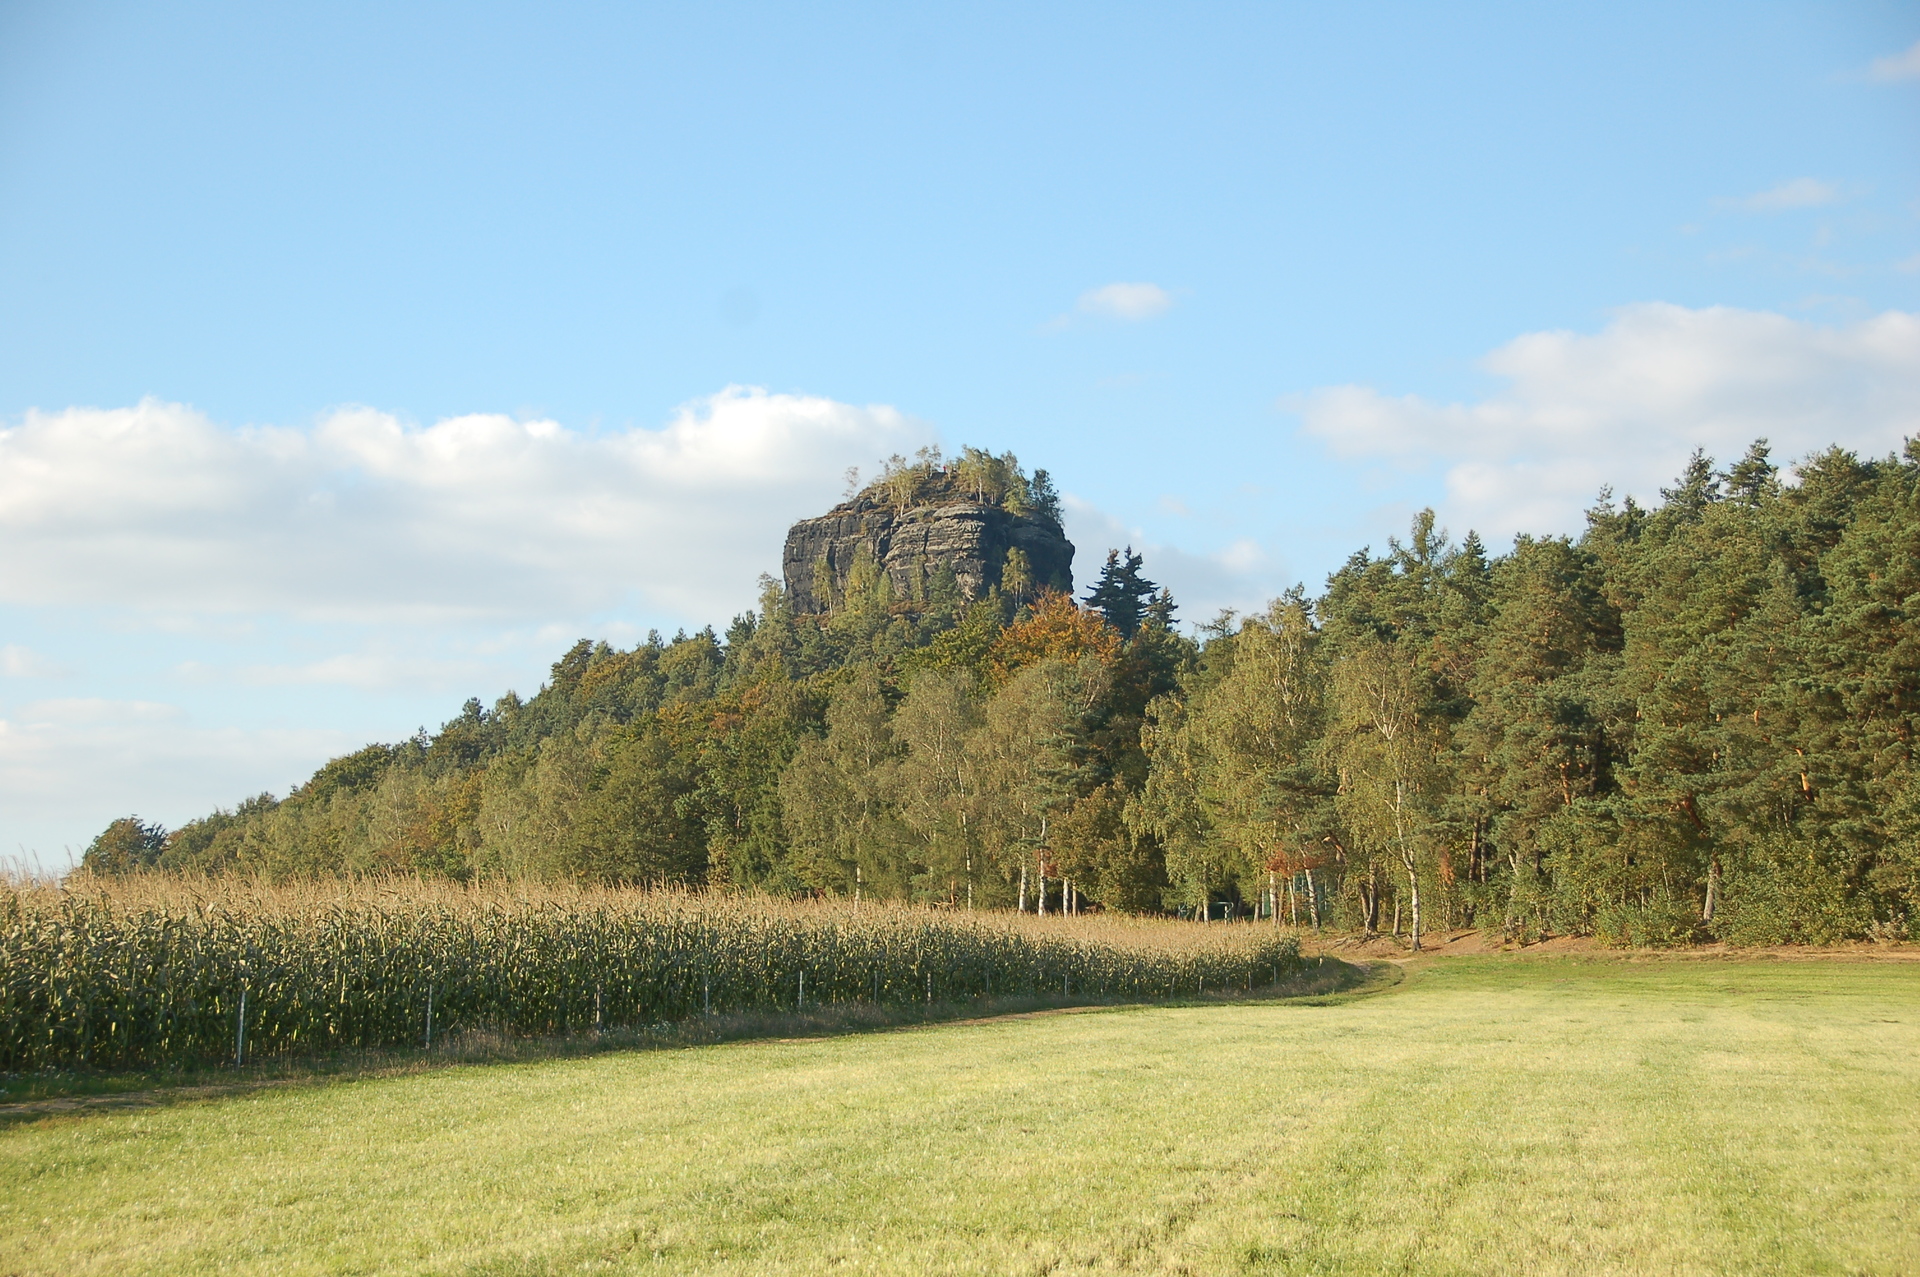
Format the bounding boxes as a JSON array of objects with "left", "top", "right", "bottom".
[{"left": 1084, "top": 547, "right": 1158, "bottom": 640}]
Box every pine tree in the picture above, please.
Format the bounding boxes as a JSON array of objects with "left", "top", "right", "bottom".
[
  {"left": 1722, "top": 439, "right": 1779, "bottom": 506},
  {"left": 1084, "top": 548, "right": 1158, "bottom": 640},
  {"left": 1029, "top": 469, "right": 1063, "bottom": 526},
  {"left": 1660, "top": 449, "right": 1722, "bottom": 521}
]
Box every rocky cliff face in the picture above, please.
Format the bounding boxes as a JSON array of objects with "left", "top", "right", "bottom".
[{"left": 782, "top": 489, "right": 1074, "bottom": 614}]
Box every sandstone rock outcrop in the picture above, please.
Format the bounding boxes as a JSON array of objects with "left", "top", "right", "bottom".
[{"left": 782, "top": 481, "right": 1073, "bottom": 614}]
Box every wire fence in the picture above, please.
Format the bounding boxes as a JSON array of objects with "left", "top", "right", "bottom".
[{"left": 1, "top": 876, "right": 1305, "bottom": 1070}]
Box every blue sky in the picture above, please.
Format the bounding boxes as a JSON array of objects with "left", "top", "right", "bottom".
[{"left": 2, "top": 2, "right": 1918, "bottom": 866}]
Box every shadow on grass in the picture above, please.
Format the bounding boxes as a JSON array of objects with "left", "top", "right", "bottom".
[
  {"left": 1256, "top": 957, "right": 1403, "bottom": 1006},
  {"left": 0, "top": 956, "right": 1379, "bottom": 1122}
]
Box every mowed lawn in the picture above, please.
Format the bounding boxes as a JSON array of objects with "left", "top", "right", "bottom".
[{"left": 4, "top": 957, "right": 1918, "bottom": 1276}]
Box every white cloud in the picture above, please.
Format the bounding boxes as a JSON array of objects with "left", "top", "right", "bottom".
[
  {"left": 1077, "top": 282, "right": 1174, "bottom": 321},
  {"left": 0, "top": 387, "right": 933, "bottom": 625},
  {"left": 1060, "top": 496, "right": 1277, "bottom": 627},
  {"left": 1728, "top": 178, "right": 1840, "bottom": 211},
  {"left": 0, "top": 698, "right": 355, "bottom": 867},
  {"left": 1868, "top": 39, "right": 1920, "bottom": 82},
  {"left": 236, "top": 652, "right": 499, "bottom": 692},
  {"left": 0, "top": 645, "right": 67, "bottom": 678},
  {"left": 1295, "top": 303, "right": 1920, "bottom": 543}
]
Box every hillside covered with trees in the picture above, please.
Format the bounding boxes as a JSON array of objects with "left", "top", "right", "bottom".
[{"left": 86, "top": 441, "right": 1920, "bottom": 946}]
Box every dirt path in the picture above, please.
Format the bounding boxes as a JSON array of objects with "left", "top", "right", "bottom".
[{"left": 0, "top": 1077, "right": 319, "bottom": 1121}]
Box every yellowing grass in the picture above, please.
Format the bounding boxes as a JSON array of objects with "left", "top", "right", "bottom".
[{"left": 4, "top": 955, "right": 1917, "bottom": 1274}]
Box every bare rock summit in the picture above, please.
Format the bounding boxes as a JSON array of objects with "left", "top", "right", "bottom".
[{"left": 781, "top": 454, "right": 1073, "bottom": 614}]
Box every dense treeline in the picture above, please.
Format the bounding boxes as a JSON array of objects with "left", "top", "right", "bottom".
[{"left": 88, "top": 441, "right": 1920, "bottom": 944}]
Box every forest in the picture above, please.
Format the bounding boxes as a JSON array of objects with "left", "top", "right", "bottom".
[{"left": 84, "top": 439, "right": 1920, "bottom": 947}]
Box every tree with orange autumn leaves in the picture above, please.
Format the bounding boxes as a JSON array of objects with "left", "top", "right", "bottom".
[{"left": 95, "top": 441, "right": 1920, "bottom": 944}]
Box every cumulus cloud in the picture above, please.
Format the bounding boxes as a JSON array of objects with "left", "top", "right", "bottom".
[
  {"left": 1060, "top": 496, "right": 1277, "bottom": 626},
  {"left": 235, "top": 652, "right": 502, "bottom": 692},
  {"left": 1728, "top": 177, "right": 1840, "bottom": 211},
  {"left": 0, "top": 645, "right": 66, "bottom": 678},
  {"left": 1295, "top": 303, "right": 1920, "bottom": 543},
  {"left": 0, "top": 387, "right": 932, "bottom": 624},
  {"left": 1077, "top": 282, "right": 1174, "bottom": 321},
  {"left": 1868, "top": 39, "right": 1920, "bottom": 82},
  {"left": 0, "top": 697, "right": 355, "bottom": 865}
]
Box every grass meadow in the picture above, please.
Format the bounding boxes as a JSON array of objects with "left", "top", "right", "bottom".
[{"left": 3, "top": 954, "right": 1917, "bottom": 1275}]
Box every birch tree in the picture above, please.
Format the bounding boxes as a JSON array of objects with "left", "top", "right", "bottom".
[{"left": 1331, "top": 639, "right": 1437, "bottom": 947}]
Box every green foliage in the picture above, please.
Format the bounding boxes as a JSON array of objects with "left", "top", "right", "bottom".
[
  {"left": 101, "top": 438, "right": 1920, "bottom": 941},
  {"left": 1083, "top": 547, "right": 1157, "bottom": 640},
  {"left": 79, "top": 818, "right": 166, "bottom": 874},
  {"left": 10, "top": 958, "right": 1917, "bottom": 1275},
  {"left": 1126, "top": 440, "right": 1920, "bottom": 942}
]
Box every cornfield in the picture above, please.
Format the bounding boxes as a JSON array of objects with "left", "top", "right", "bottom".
[{"left": 1, "top": 875, "right": 1305, "bottom": 1071}]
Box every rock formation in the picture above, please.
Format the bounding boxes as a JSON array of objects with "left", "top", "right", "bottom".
[{"left": 782, "top": 472, "right": 1073, "bottom": 614}]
